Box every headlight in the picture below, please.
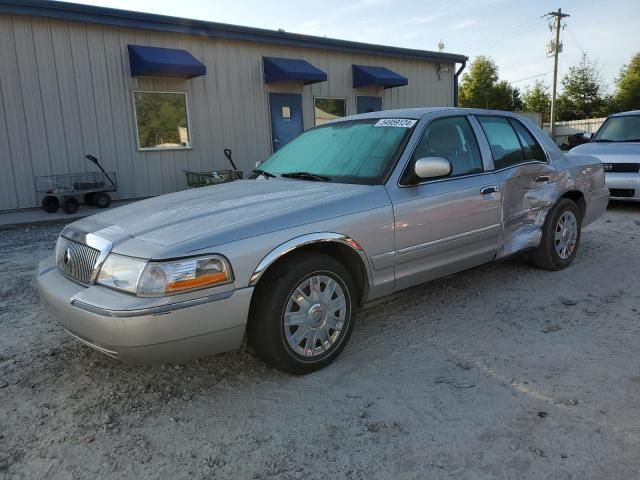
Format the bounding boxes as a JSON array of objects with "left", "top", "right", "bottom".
[
  {"left": 137, "top": 255, "right": 232, "bottom": 297},
  {"left": 96, "top": 254, "right": 232, "bottom": 296},
  {"left": 96, "top": 254, "right": 147, "bottom": 294}
]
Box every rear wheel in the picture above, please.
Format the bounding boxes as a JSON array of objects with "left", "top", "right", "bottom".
[
  {"left": 84, "top": 193, "right": 96, "bottom": 206},
  {"left": 530, "top": 198, "right": 581, "bottom": 270},
  {"left": 60, "top": 196, "right": 79, "bottom": 214},
  {"left": 41, "top": 196, "right": 59, "bottom": 213},
  {"left": 247, "top": 252, "right": 356, "bottom": 374},
  {"left": 94, "top": 192, "right": 111, "bottom": 209}
]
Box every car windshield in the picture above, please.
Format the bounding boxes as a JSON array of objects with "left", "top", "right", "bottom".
[
  {"left": 257, "top": 119, "right": 415, "bottom": 184},
  {"left": 593, "top": 115, "right": 640, "bottom": 142}
]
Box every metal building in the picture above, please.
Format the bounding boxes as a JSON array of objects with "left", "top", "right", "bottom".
[{"left": 0, "top": 0, "right": 467, "bottom": 211}]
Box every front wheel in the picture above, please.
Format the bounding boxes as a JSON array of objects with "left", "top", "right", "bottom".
[
  {"left": 530, "top": 198, "right": 581, "bottom": 270},
  {"left": 247, "top": 253, "right": 357, "bottom": 374}
]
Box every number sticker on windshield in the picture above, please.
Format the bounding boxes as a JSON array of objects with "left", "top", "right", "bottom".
[{"left": 374, "top": 119, "right": 417, "bottom": 128}]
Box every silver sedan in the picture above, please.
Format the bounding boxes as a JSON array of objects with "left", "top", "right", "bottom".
[
  {"left": 570, "top": 110, "right": 640, "bottom": 201},
  {"left": 37, "top": 108, "right": 609, "bottom": 374}
]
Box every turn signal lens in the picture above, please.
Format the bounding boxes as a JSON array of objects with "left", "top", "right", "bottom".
[{"left": 137, "top": 255, "right": 232, "bottom": 296}]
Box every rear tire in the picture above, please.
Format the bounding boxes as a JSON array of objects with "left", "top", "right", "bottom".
[
  {"left": 94, "top": 192, "right": 111, "bottom": 209},
  {"left": 41, "top": 196, "right": 59, "bottom": 213},
  {"left": 247, "top": 252, "right": 357, "bottom": 374},
  {"left": 530, "top": 198, "right": 581, "bottom": 270},
  {"left": 60, "top": 196, "right": 79, "bottom": 214}
]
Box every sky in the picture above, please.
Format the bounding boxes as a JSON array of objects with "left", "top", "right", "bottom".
[{"left": 63, "top": 0, "right": 640, "bottom": 94}]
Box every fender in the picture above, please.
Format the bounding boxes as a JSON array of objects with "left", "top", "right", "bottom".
[{"left": 248, "top": 232, "right": 373, "bottom": 287}]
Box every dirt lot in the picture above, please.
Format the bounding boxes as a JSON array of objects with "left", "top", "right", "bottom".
[{"left": 1, "top": 203, "right": 640, "bottom": 479}]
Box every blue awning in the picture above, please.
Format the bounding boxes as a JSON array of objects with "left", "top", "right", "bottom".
[
  {"left": 127, "top": 45, "right": 206, "bottom": 79},
  {"left": 352, "top": 65, "right": 408, "bottom": 89},
  {"left": 263, "top": 57, "right": 327, "bottom": 85}
]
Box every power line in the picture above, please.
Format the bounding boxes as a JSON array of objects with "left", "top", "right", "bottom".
[
  {"left": 510, "top": 73, "right": 548, "bottom": 84},
  {"left": 566, "top": 26, "right": 586, "bottom": 56},
  {"left": 467, "top": 18, "right": 544, "bottom": 53}
]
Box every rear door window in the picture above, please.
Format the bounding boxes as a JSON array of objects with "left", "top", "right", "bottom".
[
  {"left": 476, "top": 116, "right": 524, "bottom": 169},
  {"left": 509, "top": 119, "right": 546, "bottom": 161}
]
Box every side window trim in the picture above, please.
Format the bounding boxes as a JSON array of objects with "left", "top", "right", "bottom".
[
  {"left": 467, "top": 115, "right": 496, "bottom": 171},
  {"left": 398, "top": 114, "right": 484, "bottom": 186}
]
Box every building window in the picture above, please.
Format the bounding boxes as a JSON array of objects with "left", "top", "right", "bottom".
[
  {"left": 314, "top": 97, "right": 347, "bottom": 126},
  {"left": 133, "top": 91, "right": 191, "bottom": 150}
]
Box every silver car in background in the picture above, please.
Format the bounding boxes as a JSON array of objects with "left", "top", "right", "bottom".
[
  {"left": 37, "top": 108, "right": 609, "bottom": 374},
  {"left": 570, "top": 110, "right": 640, "bottom": 201}
]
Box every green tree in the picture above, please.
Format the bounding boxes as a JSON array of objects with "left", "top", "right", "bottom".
[
  {"left": 556, "top": 57, "right": 608, "bottom": 120},
  {"left": 522, "top": 80, "right": 551, "bottom": 120},
  {"left": 458, "top": 56, "right": 522, "bottom": 111},
  {"left": 492, "top": 80, "right": 524, "bottom": 111},
  {"left": 614, "top": 52, "right": 640, "bottom": 112},
  {"left": 458, "top": 56, "right": 498, "bottom": 109}
]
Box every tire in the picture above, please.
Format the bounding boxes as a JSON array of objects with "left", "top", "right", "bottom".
[
  {"left": 41, "top": 196, "right": 59, "bottom": 213},
  {"left": 84, "top": 193, "right": 96, "bottom": 206},
  {"left": 94, "top": 192, "right": 111, "bottom": 209},
  {"left": 247, "top": 252, "right": 357, "bottom": 374},
  {"left": 60, "top": 196, "right": 79, "bottom": 214},
  {"left": 530, "top": 198, "right": 581, "bottom": 270}
]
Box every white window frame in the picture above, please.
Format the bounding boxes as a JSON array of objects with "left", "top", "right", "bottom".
[
  {"left": 132, "top": 90, "right": 193, "bottom": 151},
  {"left": 313, "top": 96, "right": 348, "bottom": 126}
]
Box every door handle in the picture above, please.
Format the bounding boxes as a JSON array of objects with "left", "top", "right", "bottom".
[
  {"left": 273, "top": 138, "right": 280, "bottom": 144},
  {"left": 535, "top": 175, "right": 550, "bottom": 183},
  {"left": 480, "top": 185, "right": 499, "bottom": 195}
]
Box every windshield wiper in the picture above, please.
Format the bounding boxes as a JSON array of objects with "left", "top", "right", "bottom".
[
  {"left": 252, "top": 169, "right": 276, "bottom": 179},
  {"left": 592, "top": 139, "right": 613, "bottom": 142},
  {"left": 281, "top": 171, "right": 331, "bottom": 182}
]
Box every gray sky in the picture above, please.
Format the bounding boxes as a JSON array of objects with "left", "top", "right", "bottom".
[{"left": 64, "top": 0, "right": 640, "bottom": 94}]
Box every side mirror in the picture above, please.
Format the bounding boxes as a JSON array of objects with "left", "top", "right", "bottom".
[
  {"left": 414, "top": 157, "right": 452, "bottom": 179},
  {"left": 582, "top": 132, "right": 593, "bottom": 142}
]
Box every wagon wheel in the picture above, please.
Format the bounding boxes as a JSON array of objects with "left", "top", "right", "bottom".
[
  {"left": 94, "top": 192, "right": 111, "bottom": 209},
  {"left": 84, "top": 193, "right": 96, "bottom": 206},
  {"left": 61, "top": 196, "right": 79, "bottom": 214},
  {"left": 41, "top": 196, "right": 59, "bottom": 213}
]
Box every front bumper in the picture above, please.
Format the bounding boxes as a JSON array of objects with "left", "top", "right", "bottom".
[
  {"left": 606, "top": 172, "right": 640, "bottom": 201},
  {"left": 37, "top": 256, "right": 253, "bottom": 363}
]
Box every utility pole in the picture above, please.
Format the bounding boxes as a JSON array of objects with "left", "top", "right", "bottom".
[{"left": 546, "top": 8, "right": 570, "bottom": 140}]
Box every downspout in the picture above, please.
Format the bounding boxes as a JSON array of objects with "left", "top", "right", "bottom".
[{"left": 453, "top": 60, "right": 466, "bottom": 107}]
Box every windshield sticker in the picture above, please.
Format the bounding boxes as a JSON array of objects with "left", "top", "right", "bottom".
[{"left": 374, "top": 119, "right": 417, "bottom": 128}]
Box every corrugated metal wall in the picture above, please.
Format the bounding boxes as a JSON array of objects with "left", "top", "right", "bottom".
[{"left": 0, "top": 14, "right": 455, "bottom": 210}]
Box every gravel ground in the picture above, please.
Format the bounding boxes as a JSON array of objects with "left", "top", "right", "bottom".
[{"left": 1, "top": 203, "right": 640, "bottom": 479}]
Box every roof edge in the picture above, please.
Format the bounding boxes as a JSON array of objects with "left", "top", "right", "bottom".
[{"left": 0, "top": 0, "right": 468, "bottom": 64}]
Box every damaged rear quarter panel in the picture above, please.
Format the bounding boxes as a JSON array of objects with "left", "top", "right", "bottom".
[{"left": 494, "top": 125, "right": 606, "bottom": 260}]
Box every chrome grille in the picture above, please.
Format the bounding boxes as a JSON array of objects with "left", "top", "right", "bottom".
[{"left": 56, "top": 236, "right": 100, "bottom": 285}]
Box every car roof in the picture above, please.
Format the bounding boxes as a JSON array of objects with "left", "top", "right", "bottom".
[
  {"left": 609, "top": 110, "right": 640, "bottom": 118},
  {"left": 333, "top": 107, "right": 531, "bottom": 122}
]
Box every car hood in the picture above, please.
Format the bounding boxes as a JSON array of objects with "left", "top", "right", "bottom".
[
  {"left": 77, "top": 179, "right": 387, "bottom": 252},
  {"left": 570, "top": 142, "right": 640, "bottom": 163}
]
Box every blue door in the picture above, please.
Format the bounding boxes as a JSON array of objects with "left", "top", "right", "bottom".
[
  {"left": 269, "top": 93, "right": 303, "bottom": 152},
  {"left": 356, "top": 96, "right": 382, "bottom": 114}
]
